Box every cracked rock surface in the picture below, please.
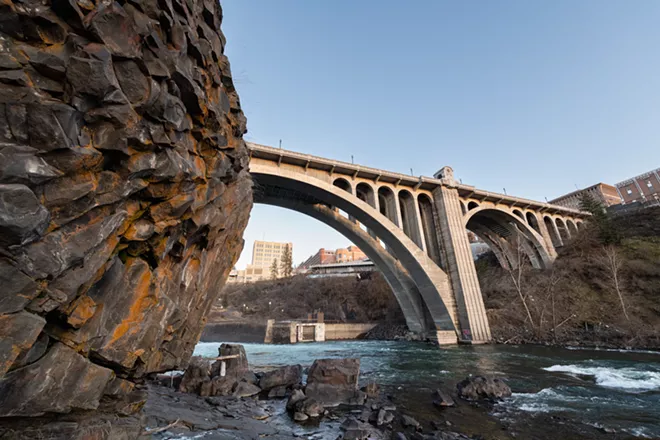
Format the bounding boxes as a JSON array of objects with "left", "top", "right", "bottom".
[{"left": 0, "top": 0, "right": 251, "bottom": 418}]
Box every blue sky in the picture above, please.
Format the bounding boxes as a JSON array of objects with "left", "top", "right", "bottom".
[{"left": 221, "top": 1, "right": 660, "bottom": 268}]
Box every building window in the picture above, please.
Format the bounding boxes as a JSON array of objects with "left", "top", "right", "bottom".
[
  {"left": 648, "top": 181, "right": 653, "bottom": 188},
  {"left": 627, "top": 189, "right": 633, "bottom": 195}
]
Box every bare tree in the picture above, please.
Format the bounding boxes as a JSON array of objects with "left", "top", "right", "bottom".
[
  {"left": 504, "top": 231, "right": 537, "bottom": 329},
  {"left": 598, "top": 245, "right": 630, "bottom": 322}
]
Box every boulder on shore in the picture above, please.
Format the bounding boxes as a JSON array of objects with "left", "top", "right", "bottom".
[
  {"left": 433, "top": 388, "right": 456, "bottom": 407},
  {"left": 305, "top": 358, "right": 361, "bottom": 406},
  {"left": 456, "top": 376, "right": 512, "bottom": 401},
  {"left": 211, "top": 343, "right": 249, "bottom": 378},
  {"left": 178, "top": 344, "right": 259, "bottom": 397},
  {"left": 258, "top": 365, "right": 303, "bottom": 391},
  {"left": 232, "top": 381, "right": 261, "bottom": 398}
]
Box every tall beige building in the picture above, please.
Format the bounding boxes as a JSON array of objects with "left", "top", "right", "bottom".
[
  {"left": 251, "top": 240, "right": 293, "bottom": 272},
  {"left": 228, "top": 240, "right": 293, "bottom": 283}
]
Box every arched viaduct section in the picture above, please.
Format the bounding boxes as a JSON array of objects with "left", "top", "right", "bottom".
[{"left": 248, "top": 143, "right": 589, "bottom": 344}]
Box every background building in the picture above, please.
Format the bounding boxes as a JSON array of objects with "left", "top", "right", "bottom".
[
  {"left": 251, "top": 240, "right": 293, "bottom": 271},
  {"left": 299, "top": 246, "right": 367, "bottom": 270},
  {"left": 550, "top": 183, "right": 622, "bottom": 210},
  {"left": 307, "top": 259, "right": 376, "bottom": 278},
  {"left": 228, "top": 240, "right": 293, "bottom": 283},
  {"left": 616, "top": 168, "right": 660, "bottom": 205}
]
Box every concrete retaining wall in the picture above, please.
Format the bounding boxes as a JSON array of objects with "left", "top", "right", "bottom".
[{"left": 324, "top": 323, "right": 378, "bottom": 340}]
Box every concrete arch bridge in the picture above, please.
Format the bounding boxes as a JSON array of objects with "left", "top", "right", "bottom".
[{"left": 248, "top": 143, "right": 588, "bottom": 344}]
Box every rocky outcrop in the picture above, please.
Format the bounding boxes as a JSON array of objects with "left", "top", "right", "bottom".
[
  {"left": 456, "top": 376, "right": 512, "bottom": 401},
  {"left": 0, "top": 0, "right": 251, "bottom": 417}
]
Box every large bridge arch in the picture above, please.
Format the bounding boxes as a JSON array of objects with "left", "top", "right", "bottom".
[
  {"left": 251, "top": 164, "right": 459, "bottom": 342},
  {"left": 463, "top": 206, "right": 553, "bottom": 269},
  {"left": 256, "top": 196, "right": 433, "bottom": 335}
]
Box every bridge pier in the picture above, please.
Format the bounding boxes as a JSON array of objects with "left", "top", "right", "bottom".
[{"left": 432, "top": 170, "right": 491, "bottom": 343}]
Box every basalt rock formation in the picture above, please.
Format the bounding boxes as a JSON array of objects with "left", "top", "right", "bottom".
[{"left": 0, "top": 0, "right": 251, "bottom": 419}]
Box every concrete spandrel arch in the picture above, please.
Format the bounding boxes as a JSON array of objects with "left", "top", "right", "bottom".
[
  {"left": 377, "top": 186, "right": 398, "bottom": 226},
  {"left": 417, "top": 194, "right": 442, "bottom": 266},
  {"left": 250, "top": 163, "right": 458, "bottom": 334},
  {"left": 398, "top": 189, "right": 424, "bottom": 249},
  {"left": 526, "top": 212, "right": 542, "bottom": 235},
  {"left": 333, "top": 177, "right": 353, "bottom": 194},
  {"left": 257, "top": 195, "right": 433, "bottom": 335},
  {"left": 544, "top": 215, "right": 562, "bottom": 248},
  {"left": 355, "top": 182, "right": 376, "bottom": 208},
  {"left": 555, "top": 218, "right": 570, "bottom": 242},
  {"left": 464, "top": 206, "right": 553, "bottom": 269},
  {"left": 566, "top": 219, "right": 578, "bottom": 236}
]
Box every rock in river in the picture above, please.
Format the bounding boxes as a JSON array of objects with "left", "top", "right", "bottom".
[
  {"left": 305, "top": 358, "right": 362, "bottom": 406},
  {"left": 456, "top": 376, "right": 512, "bottom": 401}
]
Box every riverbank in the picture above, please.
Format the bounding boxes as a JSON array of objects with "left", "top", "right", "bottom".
[
  {"left": 186, "top": 340, "right": 660, "bottom": 439},
  {"left": 3, "top": 341, "right": 656, "bottom": 439}
]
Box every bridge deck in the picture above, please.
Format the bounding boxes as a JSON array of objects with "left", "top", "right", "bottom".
[{"left": 248, "top": 142, "right": 586, "bottom": 217}]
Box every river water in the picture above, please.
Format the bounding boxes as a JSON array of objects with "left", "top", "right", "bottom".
[{"left": 193, "top": 341, "right": 660, "bottom": 439}]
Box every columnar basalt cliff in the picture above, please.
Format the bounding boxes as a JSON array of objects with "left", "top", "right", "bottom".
[{"left": 0, "top": 0, "right": 251, "bottom": 417}]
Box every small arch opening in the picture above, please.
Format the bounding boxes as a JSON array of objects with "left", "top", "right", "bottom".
[
  {"left": 378, "top": 186, "right": 398, "bottom": 226},
  {"left": 398, "top": 190, "right": 424, "bottom": 248},
  {"left": 526, "top": 212, "right": 541, "bottom": 235},
  {"left": 566, "top": 219, "right": 578, "bottom": 237},
  {"left": 356, "top": 182, "right": 376, "bottom": 208},
  {"left": 468, "top": 201, "right": 479, "bottom": 210},
  {"left": 333, "top": 178, "right": 352, "bottom": 194},
  {"left": 418, "top": 194, "right": 442, "bottom": 265},
  {"left": 556, "top": 218, "right": 570, "bottom": 242},
  {"left": 513, "top": 209, "right": 524, "bottom": 219},
  {"left": 544, "top": 216, "right": 562, "bottom": 248}
]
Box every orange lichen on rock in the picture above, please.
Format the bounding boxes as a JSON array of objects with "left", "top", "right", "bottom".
[
  {"left": 0, "top": 0, "right": 252, "bottom": 419},
  {"left": 65, "top": 296, "right": 97, "bottom": 329}
]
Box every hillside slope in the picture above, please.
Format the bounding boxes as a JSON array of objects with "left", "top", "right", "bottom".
[{"left": 480, "top": 207, "right": 660, "bottom": 349}]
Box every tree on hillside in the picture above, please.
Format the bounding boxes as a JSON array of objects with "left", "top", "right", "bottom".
[
  {"left": 505, "top": 230, "right": 537, "bottom": 330},
  {"left": 270, "top": 258, "right": 279, "bottom": 279},
  {"left": 597, "top": 245, "right": 630, "bottom": 322},
  {"left": 280, "top": 245, "right": 293, "bottom": 278},
  {"left": 579, "top": 193, "right": 619, "bottom": 244}
]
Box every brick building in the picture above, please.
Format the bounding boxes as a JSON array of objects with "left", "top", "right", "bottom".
[
  {"left": 550, "top": 183, "right": 622, "bottom": 210},
  {"left": 299, "top": 246, "right": 367, "bottom": 270},
  {"left": 615, "top": 168, "right": 660, "bottom": 205}
]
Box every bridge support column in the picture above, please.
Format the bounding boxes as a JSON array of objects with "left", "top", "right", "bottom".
[
  {"left": 536, "top": 220, "right": 558, "bottom": 260},
  {"left": 432, "top": 184, "right": 491, "bottom": 343}
]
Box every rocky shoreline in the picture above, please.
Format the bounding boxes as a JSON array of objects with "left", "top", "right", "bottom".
[
  {"left": 1, "top": 340, "right": 648, "bottom": 439},
  {"left": 143, "top": 343, "right": 485, "bottom": 439}
]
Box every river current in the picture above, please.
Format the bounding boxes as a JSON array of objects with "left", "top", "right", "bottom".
[{"left": 193, "top": 341, "right": 660, "bottom": 439}]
